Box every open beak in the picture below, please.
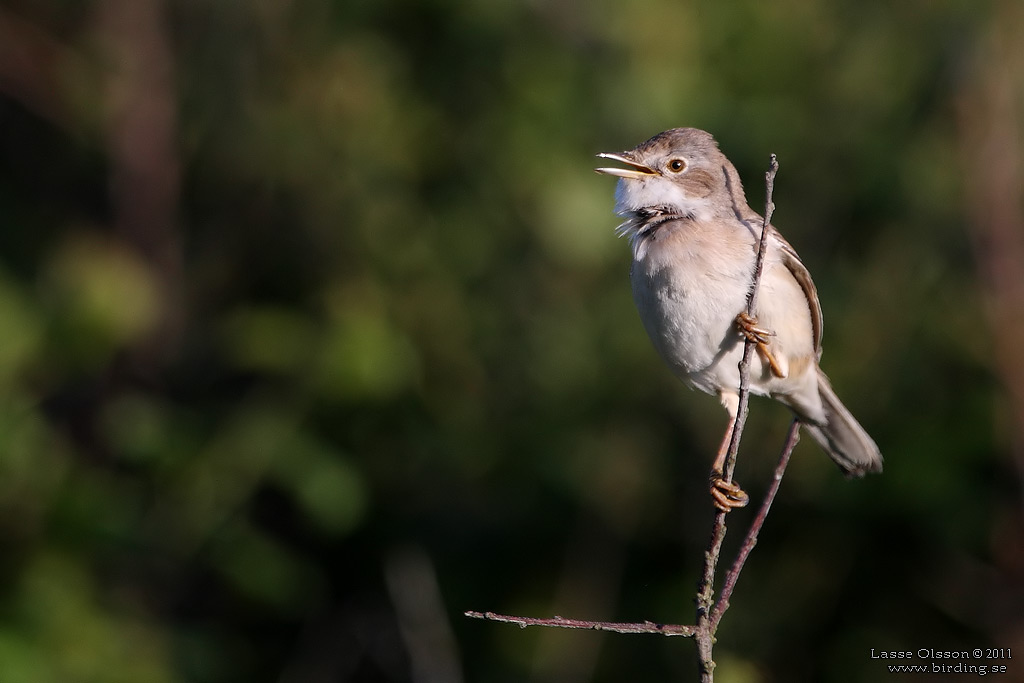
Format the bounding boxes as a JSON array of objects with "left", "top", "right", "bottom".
[{"left": 594, "top": 152, "right": 657, "bottom": 179}]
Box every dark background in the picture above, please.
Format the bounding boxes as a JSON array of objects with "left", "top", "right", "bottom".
[{"left": 0, "top": 0, "right": 1022, "bottom": 681}]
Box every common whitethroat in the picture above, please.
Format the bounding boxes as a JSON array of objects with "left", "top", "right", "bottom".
[{"left": 596, "top": 128, "right": 882, "bottom": 511}]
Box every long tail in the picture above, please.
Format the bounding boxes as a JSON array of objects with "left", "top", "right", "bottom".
[{"left": 802, "top": 369, "right": 883, "bottom": 476}]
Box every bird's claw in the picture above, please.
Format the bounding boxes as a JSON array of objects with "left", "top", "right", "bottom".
[
  {"left": 735, "top": 312, "right": 774, "bottom": 345},
  {"left": 735, "top": 312, "right": 786, "bottom": 378},
  {"left": 710, "top": 471, "right": 749, "bottom": 512}
]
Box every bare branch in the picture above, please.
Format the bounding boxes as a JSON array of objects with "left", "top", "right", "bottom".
[
  {"left": 711, "top": 419, "right": 800, "bottom": 630},
  {"left": 723, "top": 153, "right": 780, "bottom": 484},
  {"left": 464, "top": 611, "right": 695, "bottom": 637},
  {"left": 694, "top": 154, "right": 780, "bottom": 682}
]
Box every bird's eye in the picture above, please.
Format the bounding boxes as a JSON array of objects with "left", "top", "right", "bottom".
[{"left": 668, "top": 159, "right": 686, "bottom": 172}]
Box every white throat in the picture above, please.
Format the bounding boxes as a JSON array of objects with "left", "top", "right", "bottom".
[{"left": 613, "top": 177, "right": 714, "bottom": 221}]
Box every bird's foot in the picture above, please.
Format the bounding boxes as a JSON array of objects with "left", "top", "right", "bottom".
[
  {"left": 735, "top": 312, "right": 786, "bottom": 378},
  {"left": 710, "top": 471, "right": 750, "bottom": 512},
  {"left": 735, "top": 311, "right": 774, "bottom": 345}
]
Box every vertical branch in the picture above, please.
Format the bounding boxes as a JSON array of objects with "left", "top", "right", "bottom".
[
  {"left": 694, "top": 155, "right": 780, "bottom": 683},
  {"left": 724, "top": 154, "right": 780, "bottom": 482},
  {"left": 711, "top": 419, "right": 800, "bottom": 630}
]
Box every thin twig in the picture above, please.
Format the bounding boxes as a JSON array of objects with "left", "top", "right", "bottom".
[
  {"left": 723, "top": 153, "right": 780, "bottom": 483},
  {"left": 711, "top": 419, "right": 799, "bottom": 630},
  {"left": 694, "top": 154, "right": 780, "bottom": 683},
  {"left": 464, "top": 611, "right": 695, "bottom": 637}
]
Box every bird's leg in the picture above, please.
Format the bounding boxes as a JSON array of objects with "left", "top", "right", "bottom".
[
  {"left": 710, "top": 394, "right": 749, "bottom": 512},
  {"left": 735, "top": 312, "right": 786, "bottom": 378}
]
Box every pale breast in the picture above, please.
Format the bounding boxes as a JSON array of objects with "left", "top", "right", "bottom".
[{"left": 629, "top": 220, "right": 754, "bottom": 391}]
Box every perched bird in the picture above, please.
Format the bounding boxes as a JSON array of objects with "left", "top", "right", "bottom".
[{"left": 595, "top": 128, "right": 882, "bottom": 511}]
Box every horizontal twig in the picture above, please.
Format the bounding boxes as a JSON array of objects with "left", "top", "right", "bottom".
[{"left": 463, "top": 611, "right": 695, "bottom": 637}]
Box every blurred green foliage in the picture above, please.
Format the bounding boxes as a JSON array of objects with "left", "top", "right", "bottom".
[{"left": 0, "top": 0, "right": 1021, "bottom": 681}]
